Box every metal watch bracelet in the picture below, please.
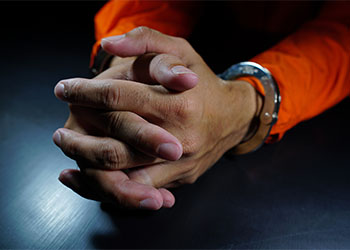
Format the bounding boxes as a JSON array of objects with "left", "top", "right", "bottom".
[{"left": 218, "top": 62, "right": 281, "bottom": 155}]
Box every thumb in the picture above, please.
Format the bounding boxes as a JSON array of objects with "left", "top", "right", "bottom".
[
  {"left": 101, "top": 26, "right": 191, "bottom": 59},
  {"left": 100, "top": 27, "right": 198, "bottom": 91}
]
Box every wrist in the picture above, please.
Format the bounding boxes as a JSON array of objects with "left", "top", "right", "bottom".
[
  {"left": 218, "top": 62, "right": 281, "bottom": 154},
  {"left": 239, "top": 80, "right": 263, "bottom": 143},
  {"left": 219, "top": 79, "right": 262, "bottom": 153}
]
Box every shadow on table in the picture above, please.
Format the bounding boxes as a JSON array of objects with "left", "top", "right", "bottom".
[{"left": 90, "top": 99, "right": 350, "bottom": 249}]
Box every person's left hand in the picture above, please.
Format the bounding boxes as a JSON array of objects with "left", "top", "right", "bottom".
[
  {"left": 55, "top": 43, "right": 200, "bottom": 210},
  {"left": 53, "top": 27, "right": 261, "bottom": 210}
]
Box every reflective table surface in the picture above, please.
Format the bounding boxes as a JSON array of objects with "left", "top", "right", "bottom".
[{"left": 1, "top": 2, "right": 350, "bottom": 249}]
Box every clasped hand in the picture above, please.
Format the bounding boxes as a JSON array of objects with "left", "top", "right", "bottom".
[{"left": 53, "top": 27, "right": 259, "bottom": 210}]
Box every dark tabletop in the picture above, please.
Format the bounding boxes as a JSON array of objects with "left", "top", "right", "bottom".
[{"left": 1, "top": 2, "right": 350, "bottom": 249}]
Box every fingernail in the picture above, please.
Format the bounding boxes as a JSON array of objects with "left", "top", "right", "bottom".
[
  {"left": 171, "top": 65, "right": 197, "bottom": 75},
  {"left": 53, "top": 130, "right": 61, "bottom": 146},
  {"left": 163, "top": 197, "right": 175, "bottom": 208},
  {"left": 157, "top": 143, "right": 182, "bottom": 161},
  {"left": 58, "top": 170, "right": 70, "bottom": 183},
  {"left": 59, "top": 171, "right": 77, "bottom": 188},
  {"left": 101, "top": 34, "right": 126, "bottom": 45},
  {"left": 54, "top": 83, "right": 67, "bottom": 99},
  {"left": 139, "top": 198, "right": 161, "bottom": 210}
]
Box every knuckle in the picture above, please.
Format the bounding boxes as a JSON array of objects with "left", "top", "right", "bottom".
[
  {"left": 133, "top": 26, "right": 152, "bottom": 37},
  {"left": 109, "top": 181, "right": 133, "bottom": 208},
  {"left": 106, "top": 113, "right": 123, "bottom": 135},
  {"left": 133, "top": 125, "right": 147, "bottom": 148},
  {"left": 133, "top": 26, "right": 164, "bottom": 47},
  {"left": 136, "top": 26, "right": 151, "bottom": 33},
  {"left": 167, "top": 97, "right": 198, "bottom": 121},
  {"left": 150, "top": 54, "right": 174, "bottom": 80},
  {"left": 128, "top": 169, "right": 154, "bottom": 186},
  {"left": 100, "top": 82, "right": 121, "bottom": 109},
  {"left": 182, "top": 133, "right": 202, "bottom": 155},
  {"left": 132, "top": 91, "right": 151, "bottom": 113},
  {"left": 99, "top": 143, "right": 122, "bottom": 169},
  {"left": 158, "top": 97, "right": 184, "bottom": 120},
  {"left": 154, "top": 54, "right": 169, "bottom": 69},
  {"left": 153, "top": 54, "right": 182, "bottom": 73},
  {"left": 182, "top": 98, "right": 199, "bottom": 120},
  {"left": 68, "top": 78, "right": 84, "bottom": 100}
]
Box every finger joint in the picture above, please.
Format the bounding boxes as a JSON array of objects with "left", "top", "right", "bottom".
[{"left": 99, "top": 143, "right": 122, "bottom": 170}]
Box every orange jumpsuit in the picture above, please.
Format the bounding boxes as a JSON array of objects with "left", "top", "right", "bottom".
[{"left": 91, "top": 1, "right": 350, "bottom": 141}]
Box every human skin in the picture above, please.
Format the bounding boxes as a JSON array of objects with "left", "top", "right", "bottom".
[{"left": 53, "top": 27, "right": 261, "bottom": 210}]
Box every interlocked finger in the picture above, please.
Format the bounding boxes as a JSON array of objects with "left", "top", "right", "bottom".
[
  {"left": 127, "top": 160, "right": 193, "bottom": 189},
  {"left": 67, "top": 106, "right": 183, "bottom": 161},
  {"left": 55, "top": 78, "right": 159, "bottom": 114},
  {"left": 53, "top": 128, "right": 160, "bottom": 170}
]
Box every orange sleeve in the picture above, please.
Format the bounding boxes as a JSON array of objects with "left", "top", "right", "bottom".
[
  {"left": 91, "top": 0, "right": 197, "bottom": 65},
  {"left": 243, "top": 1, "right": 350, "bottom": 142}
]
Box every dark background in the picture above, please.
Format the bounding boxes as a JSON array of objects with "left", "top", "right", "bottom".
[{"left": 1, "top": 1, "right": 350, "bottom": 249}]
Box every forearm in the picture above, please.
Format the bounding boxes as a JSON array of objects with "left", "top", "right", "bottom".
[{"left": 245, "top": 2, "right": 350, "bottom": 140}]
